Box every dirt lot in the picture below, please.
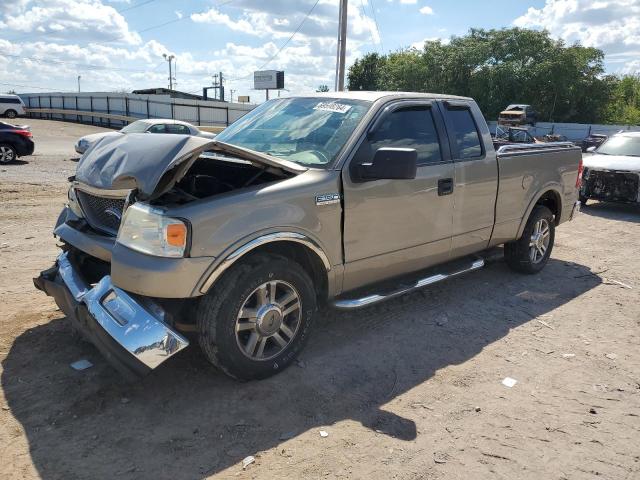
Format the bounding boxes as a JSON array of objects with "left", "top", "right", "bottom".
[{"left": 0, "top": 119, "right": 639, "bottom": 480}]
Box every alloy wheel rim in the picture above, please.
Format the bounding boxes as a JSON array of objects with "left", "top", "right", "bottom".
[
  {"left": 529, "top": 218, "right": 550, "bottom": 264},
  {"left": 235, "top": 280, "right": 302, "bottom": 361},
  {"left": 0, "top": 146, "right": 14, "bottom": 163}
]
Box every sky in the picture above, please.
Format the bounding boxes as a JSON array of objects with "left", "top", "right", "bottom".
[{"left": 0, "top": 0, "right": 638, "bottom": 101}]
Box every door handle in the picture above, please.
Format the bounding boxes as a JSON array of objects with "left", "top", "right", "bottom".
[{"left": 438, "top": 178, "right": 454, "bottom": 196}]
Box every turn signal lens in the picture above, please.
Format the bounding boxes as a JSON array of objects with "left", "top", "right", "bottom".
[{"left": 165, "top": 223, "right": 187, "bottom": 248}]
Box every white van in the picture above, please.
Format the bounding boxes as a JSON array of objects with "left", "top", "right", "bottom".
[{"left": 0, "top": 95, "right": 26, "bottom": 119}]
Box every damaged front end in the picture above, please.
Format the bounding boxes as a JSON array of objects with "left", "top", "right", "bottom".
[
  {"left": 581, "top": 168, "right": 640, "bottom": 203},
  {"left": 35, "top": 133, "right": 304, "bottom": 377},
  {"left": 34, "top": 250, "right": 189, "bottom": 378}
]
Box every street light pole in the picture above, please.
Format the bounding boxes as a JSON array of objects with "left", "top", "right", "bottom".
[
  {"left": 77, "top": 75, "right": 81, "bottom": 93},
  {"left": 335, "top": 0, "right": 348, "bottom": 91}
]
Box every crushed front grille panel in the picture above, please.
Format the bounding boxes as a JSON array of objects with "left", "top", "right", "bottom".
[{"left": 77, "top": 191, "right": 126, "bottom": 236}]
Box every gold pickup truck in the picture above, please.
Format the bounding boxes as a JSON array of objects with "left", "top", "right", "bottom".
[{"left": 35, "top": 92, "right": 582, "bottom": 381}]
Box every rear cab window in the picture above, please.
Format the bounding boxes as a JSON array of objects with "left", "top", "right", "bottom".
[{"left": 443, "top": 104, "right": 483, "bottom": 160}]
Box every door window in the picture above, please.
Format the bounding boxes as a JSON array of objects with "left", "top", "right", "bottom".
[
  {"left": 445, "top": 108, "right": 483, "bottom": 159},
  {"left": 166, "top": 124, "right": 191, "bottom": 134},
  {"left": 368, "top": 106, "right": 443, "bottom": 165},
  {"left": 147, "top": 124, "right": 167, "bottom": 134}
]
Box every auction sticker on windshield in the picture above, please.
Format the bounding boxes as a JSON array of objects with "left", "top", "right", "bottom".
[{"left": 314, "top": 102, "right": 352, "bottom": 114}]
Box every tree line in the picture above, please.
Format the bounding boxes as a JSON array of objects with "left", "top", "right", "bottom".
[{"left": 347, "top": 28, "right": 639, "bottom": 125}]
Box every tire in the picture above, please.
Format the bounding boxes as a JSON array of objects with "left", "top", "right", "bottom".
[
  {"left": 0, "top": 143, "right": 17, "bottom": 163},
  {"left": 504, "top": 205, "right": 555, "bottom": 274},
  {"left": 5, "top": 109, "right": 17, "bottom": 119},
  {"left": 197, "top": 253, "right": 317, "bottom": 381}
]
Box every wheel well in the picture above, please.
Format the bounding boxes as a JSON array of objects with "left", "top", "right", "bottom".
[
  {"left": 242, "top": 241, "right": 329, "bottom": 304},
  {"left": 536, "top": 190, "right": 561, "bottom": 225}
]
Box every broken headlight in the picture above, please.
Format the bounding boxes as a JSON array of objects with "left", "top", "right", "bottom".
[
  {"left": 67, "top": 186, "right": 84, "bottom": 218},
  {"left": 117, "top": 203, "right": 189, "bottom": 258}
]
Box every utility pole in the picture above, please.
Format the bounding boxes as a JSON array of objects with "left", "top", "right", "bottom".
[
  {"left": 335, "top": 0, "right": 348, "bottom": 91},
  {"left": 77, "top": 75, "right": 81, "bottom": 93},
  {"left": 230, "top": 89, "right": 236, "bottom": 103},
  {"left": 163, "top": 53, "right": 176, "bottom": 90},
  {"left": 211, "top": 72, "right": 225, "bottom": 101}
]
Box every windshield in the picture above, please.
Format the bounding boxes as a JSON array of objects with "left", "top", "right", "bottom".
[
  {"left": 215, "top": 97, "right": 371, "bottom": 167},
  {"left": 597, "top": 136, "right": 640, "bottom": 156},
  {"left": 120, "top": 120, "right": 151, "bottom": 134}
]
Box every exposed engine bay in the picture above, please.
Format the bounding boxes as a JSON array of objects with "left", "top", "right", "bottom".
[
  {"left": 153, "top": 152, "right": 293, "bottom": 205},
  {"left": 581, "top": 168, "right": 640, "bottom": 203}
]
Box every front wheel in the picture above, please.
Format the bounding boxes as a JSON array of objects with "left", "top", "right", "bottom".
[
  {"left": 197, "top": 253, "right": 317, "bottom": 380},
  {"left": 505, "top": 205, "right": 555, "bottom": 274}
]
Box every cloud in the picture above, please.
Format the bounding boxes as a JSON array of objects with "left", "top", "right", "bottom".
[
  {"left": 419, "top": 6, "right": 434, "bottom": 15},
  {"left": 0, "top": 0, "right": 380, "bottom": 97},
  {"left": 411, "top": 36, "right": 450, "bottom": 49},
  {"left": 0, "top": 0, "right": 141, "bottom": 45},
  {"left": 514, "top": 0, "right": 640, "bottom": 71},
  {"left": 190, "top": 8, "right": 256, "bottom": 35}
]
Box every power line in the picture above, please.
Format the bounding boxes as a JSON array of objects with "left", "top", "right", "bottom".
[
  {"left": 0, "top": 81, "right": 74, "bottom": 92},
  {"left": 359, "top": 0, "right": 379, "bottom": 53},
  {"left": 6, "top": 0, "right": 159, "bottom": 43},
  {"left": 1, "top": 53, "right": 213, "bottom": 77},
  {"left": 117, "top": 0, "right": 157, "bottom": 13},
  {"left": 5, "top": 0, "right": 236, "bottom": 45},
  {"left": 368, "top": 0, "right": 384, "bottom": 53}
]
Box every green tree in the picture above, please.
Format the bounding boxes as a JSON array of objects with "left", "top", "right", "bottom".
[
  {"left": 347, "top": 28, "right": 619, "bottom": 124},
  {"left": 347, "top": 53, "right": 387, "bottom": 91},
  {"left": 316, "top": 85, "right": 330, "bottom": 92}
]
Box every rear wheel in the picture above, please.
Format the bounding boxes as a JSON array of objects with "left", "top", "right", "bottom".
[
  {"left": 5, "top": 109, "right": 17, "bottom": 119},
  {"left": 505, "top": 205, "right": 555, "bottom": 274},
  {"left": 0, "top": 143, "right": 16, "bottom": 163},
  {"left": 197, "top": 253, "right": 317, "bottom": 380}
]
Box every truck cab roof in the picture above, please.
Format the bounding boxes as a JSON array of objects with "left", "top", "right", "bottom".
[{"left": 294, "top": 91, "right": 473, "bottom": 103}]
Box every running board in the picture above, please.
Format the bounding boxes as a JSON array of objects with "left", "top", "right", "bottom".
[{"left": 332, "top": 258, "right": 485, "bottom": 310}]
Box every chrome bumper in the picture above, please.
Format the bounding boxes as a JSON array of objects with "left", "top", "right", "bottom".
[{"left": 36, "top": 252, "right": 189, "bottom": 376}]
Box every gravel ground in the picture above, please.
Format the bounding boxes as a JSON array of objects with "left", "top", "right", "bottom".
[{"left": 0, "top": 119, "right": 639, "bottom": 480}]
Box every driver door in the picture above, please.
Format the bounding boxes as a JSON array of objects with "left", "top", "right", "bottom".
[{"left": 341, "top": 102, "right": 455, "bottom": 292}]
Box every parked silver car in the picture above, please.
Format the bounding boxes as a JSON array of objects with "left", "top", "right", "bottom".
[
  {"left": 580, "top": 132, "right": 640, "bottom": 205},
  {"left": 36, "top": 92, "right": 581, "bottom": 381},
  {"left": 74, "top": 118, "right": 216, "bottom": 154}
]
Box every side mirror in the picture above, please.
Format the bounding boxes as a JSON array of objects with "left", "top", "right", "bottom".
[
  {"left": 586, "top": 146, "right": 597, "bottom": 153},
  {"left": 357, "top": 147, "right": 417, "bottom": 181}
]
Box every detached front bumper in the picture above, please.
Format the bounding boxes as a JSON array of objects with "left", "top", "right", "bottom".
[{"left": 34, "top": 251, "right": 189, "bottom": 378}]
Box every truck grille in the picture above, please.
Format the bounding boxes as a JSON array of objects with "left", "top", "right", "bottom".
[
  {"left": 77, "top": 190, "right": 127, "bottom": 236},
  {"left": 583, "top": 170, "right": 639, "bottom": 203}
]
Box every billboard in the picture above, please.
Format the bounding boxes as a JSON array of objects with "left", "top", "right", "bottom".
[{"left": 253, "top": 70, "right": 285, "bottom": 90}]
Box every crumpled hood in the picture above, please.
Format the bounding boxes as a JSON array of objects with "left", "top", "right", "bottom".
[
  {"left": 583, "top": 153, "right": 640, "bottom": 173},
  {"left": 74, "top": 133, "right": 306, "bottom": 199}
]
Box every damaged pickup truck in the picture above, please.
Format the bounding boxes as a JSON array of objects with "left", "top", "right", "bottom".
[
  {"left": 35, "top": 92, "right": 582, "bottom": 380},
  {"left": 580, "top": 132, "right": 640, "bottom": 205}
]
